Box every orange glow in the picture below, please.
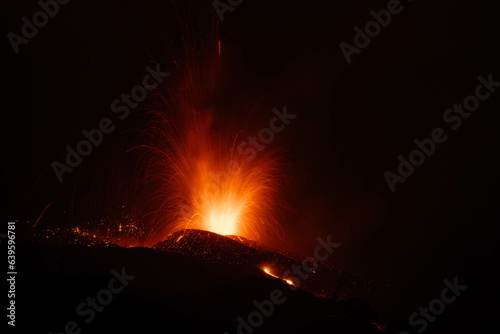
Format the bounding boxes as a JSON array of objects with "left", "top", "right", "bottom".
[{"left": 207, "top": 204, "right": 240, "bottom": 235}]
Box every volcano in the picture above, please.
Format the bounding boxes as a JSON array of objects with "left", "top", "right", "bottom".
[{"left": 27, "top": 227, "right": 383, "bottom": 333}]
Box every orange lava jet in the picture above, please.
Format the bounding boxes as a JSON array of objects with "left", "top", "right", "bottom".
[
  {"left": 174, "top": 112, "right": 286, "bottom": 241},
  {"left": 142, "top": 104, "right": 288, "bottom": 245},
  {"left": 138, "top": 25, "right": 291, "bottom": 247}
]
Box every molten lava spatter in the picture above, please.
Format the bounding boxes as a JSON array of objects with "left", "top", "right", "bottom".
[
  {"left": 143, "top": 104, "right": 287, "bottom": 245},
  {"left": 263, "top": 267, "right": 295, "bottom": 286}
]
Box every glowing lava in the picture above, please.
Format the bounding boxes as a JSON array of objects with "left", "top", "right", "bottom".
[
  {"left": 155, "top": 110, "right": 287, "bottom": 243},
  {"left": 263, "top": 267, "right": 294, "bottom": 286}
]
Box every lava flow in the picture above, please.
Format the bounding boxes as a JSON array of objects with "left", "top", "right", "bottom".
[{"left": 137, "top": 26, "right": 291, "bottom": 247}]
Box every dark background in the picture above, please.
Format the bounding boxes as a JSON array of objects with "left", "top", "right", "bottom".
[{"left": 2, "top": 0, "right": 499, "bottom": 331}]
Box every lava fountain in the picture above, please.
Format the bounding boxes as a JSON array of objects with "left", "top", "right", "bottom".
[{"left": 137, "top": 23, "right": 292, "bottom": 247}]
